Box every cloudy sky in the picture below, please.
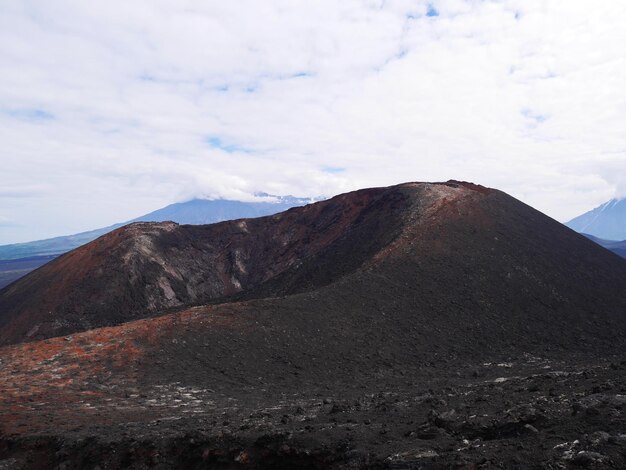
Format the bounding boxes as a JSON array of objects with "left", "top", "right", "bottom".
[{"left": 1, "top": 0, "right": 625, "bottom": 244}]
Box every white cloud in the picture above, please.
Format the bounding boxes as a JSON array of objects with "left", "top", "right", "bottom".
[{"left": 0, "top": 0, "right": 625, "bottom": 243}]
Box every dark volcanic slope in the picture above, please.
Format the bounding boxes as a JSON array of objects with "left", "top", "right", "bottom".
[
  {"left": 1, "top": 181, "right": 626, "bottom": 468},
  {"left": 0, "top": 186, "right": 407, "bottom": 345},
  {"left": 1, "top": 181, "right": 625, "bottom": 348}
]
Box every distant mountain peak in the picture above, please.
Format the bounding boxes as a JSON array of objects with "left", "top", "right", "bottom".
[
  {"left": 566, "top": 197, "right": 626, "bottom": 240},
  {"left": 602, "top": 197, "right": 624, "bottom": 208},
  {"left": 0, "top": 195, "right": 321, "bottom": 287}
]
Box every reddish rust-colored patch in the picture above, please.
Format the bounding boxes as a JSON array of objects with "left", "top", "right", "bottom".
[{"left": 0, "top": 300, "right": 253, "bottom": 435}]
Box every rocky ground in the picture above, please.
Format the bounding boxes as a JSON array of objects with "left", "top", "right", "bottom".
[{"left": 1, "top": 352, "right": 624, "bottom": 469}]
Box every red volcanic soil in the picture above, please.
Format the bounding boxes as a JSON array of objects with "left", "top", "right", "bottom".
[{"left": 0, "top": 181, "right": 625, "bottom": 468}]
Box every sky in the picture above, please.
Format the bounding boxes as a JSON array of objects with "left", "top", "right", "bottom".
[{"left": 1, "top": 0, "right": 626, "bottom": 244}]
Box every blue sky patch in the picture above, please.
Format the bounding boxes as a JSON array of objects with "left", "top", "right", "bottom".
[
  {"left": 426, "top": 4, "right": 439, "bottom": 17},
  {"left": 206, "top": 136, "right": 250, "bottom": 153},
  {"left": 322, "top": 166, "right": 346, "bottom": 174},
  {"left": 6, "top": 108, "right": 54, "bottom": 122},
  {"left": 521, "top": 109, "right": 548, "bottom": 124}
]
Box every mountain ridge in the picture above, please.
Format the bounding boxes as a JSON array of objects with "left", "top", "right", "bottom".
[
  {"left": 0, "top": 195, "right": 315, "bottom": 260},
  {"left": 0, "top": 195, "right": 316, "bottom": 289},
  {"left": 566, "top": 197, "right": 626, "bottom": 240},
  {"left": 1, "top": 180, "right": 624, "bottom": 347},
  {"left": 0, "top": 185, "right": 407, "bottom": 345}
]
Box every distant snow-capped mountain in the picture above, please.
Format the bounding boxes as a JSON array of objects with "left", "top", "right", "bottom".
[
  {"left": 128, "top": 195, "right": 321, "bottom": 225},
  {"left": 0, "top": 195, "right": 319, "bottom": 261},
  {"left": 566, "top": 198, "right": 626, "bottom": 241}
]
